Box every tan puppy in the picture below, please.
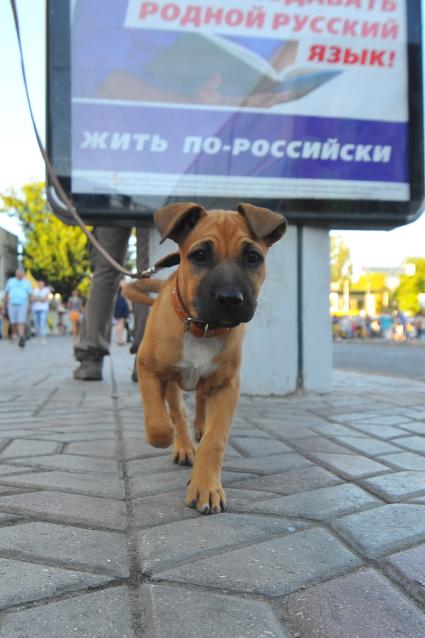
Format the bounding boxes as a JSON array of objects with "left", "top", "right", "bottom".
[{"left": 124, "top": 203, "right": 286, "bottom": 514}]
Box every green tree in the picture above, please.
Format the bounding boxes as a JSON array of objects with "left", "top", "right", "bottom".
[
  {"left": 395, "top": 258, "right": 425, "bottom": 314},
  {"left": 330, "top": 235, "right": 352, "bottom": 285},
  {"left": 0, "top": 182, "right": 91, "bottom": 299}
]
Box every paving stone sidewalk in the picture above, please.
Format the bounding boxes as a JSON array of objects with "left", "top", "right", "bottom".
[{"left": 0, "top": 336, "right": 425, "bottom": 637}]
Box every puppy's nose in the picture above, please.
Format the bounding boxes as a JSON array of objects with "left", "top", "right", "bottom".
[{"left": 215, "top": 289, "right": 244, "bottom": 307}]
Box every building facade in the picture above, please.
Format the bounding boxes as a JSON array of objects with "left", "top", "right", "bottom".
[{"left": 0, "top": 227, "right": 18, "bottom": 290}]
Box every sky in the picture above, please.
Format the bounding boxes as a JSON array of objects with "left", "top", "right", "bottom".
[{"left": 0, "top": 0, "right": 425, "bottom": 269}]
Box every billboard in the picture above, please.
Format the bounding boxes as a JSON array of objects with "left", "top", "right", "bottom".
[{"left": 47, "top": 0, "right": 424, "bottom": 228}]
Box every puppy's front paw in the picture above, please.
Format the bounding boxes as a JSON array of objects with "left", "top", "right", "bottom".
[
  {"left": 173, "top": 437, "right": 196, "bottom": 466},
  {"left": 145, "top": 423, "right": 174, "bottom": 448},
  {"left": 186, "top": 476, "right": 227, "bottom": 514}
]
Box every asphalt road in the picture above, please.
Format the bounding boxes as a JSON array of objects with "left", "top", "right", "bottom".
[{"left": 333, "top": 341, "right": 425, "bottom": 381}]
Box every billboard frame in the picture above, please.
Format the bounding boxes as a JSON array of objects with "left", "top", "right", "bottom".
[{"left": 47, "top": 0, "right": 424, "bottom": 230}]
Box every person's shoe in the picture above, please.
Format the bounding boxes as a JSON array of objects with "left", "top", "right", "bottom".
[
  {"left": 18, "top": 336, "right": 26, "bottom": 348},
  {"left": 73, "top": 359, "right": 103, "bottom": 381}
]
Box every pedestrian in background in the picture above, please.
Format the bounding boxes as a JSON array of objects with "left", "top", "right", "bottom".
[
  {"left": 31, "top": 279, "right": 51, "bottom": 343},
  {"left": 67, "top": 290, "right": 84, "bottom": 340},
  {"left": 4, "top": 268, "right": 32, "bottom": 348},
  {"left": 114, "top": 281, "right": 130, "bottom": 346}
]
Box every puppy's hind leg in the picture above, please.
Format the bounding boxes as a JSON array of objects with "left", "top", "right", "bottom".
[{"left": 166, "top": 381, "right": 196, "bottom": 466}]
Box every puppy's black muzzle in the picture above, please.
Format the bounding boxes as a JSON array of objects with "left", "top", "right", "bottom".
[{"left": 194, "top": 263, "right": 256, "bottom": 328}]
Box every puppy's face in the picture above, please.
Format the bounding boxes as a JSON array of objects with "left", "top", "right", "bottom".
[
  {"left": 155, "top": 203, "right": 287, "bottom": 328},
  {"left": 179, "top": 212, "right": 267, "bottom": 327}
]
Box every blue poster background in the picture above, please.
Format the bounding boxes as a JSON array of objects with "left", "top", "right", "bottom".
[{"left": 71, "top": 0, "right": 409, "bottom": 196}]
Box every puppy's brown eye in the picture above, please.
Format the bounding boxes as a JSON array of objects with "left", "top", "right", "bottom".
[
  {"left": 191, "top": 249, "right": 207, "bottom": 262},
  {"left": 246, "top": 250, "right": 263, "bottom": 265}
]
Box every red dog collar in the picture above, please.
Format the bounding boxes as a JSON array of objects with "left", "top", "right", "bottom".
[{"left": 171, "top": 285, "right": 231, "bottom": 338}]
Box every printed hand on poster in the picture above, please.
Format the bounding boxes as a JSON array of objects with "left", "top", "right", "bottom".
[{"left": 94, "top": 35, "right": 338, "bottom": 109}]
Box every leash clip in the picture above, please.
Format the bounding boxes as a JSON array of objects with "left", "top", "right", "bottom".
[
  {"left": 184, "top": 317, "right": 193, "bottom": 332},
  {"left": 140, "top": 265, "right": 157, "bottom": 279}
]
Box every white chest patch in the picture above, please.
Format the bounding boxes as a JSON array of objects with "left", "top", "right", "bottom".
[{"left": 176, "top": 333, "right": 223, "bottom": 391}]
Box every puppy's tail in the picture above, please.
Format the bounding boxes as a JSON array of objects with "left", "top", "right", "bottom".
[{"left": 122, "top": 278, "right": 163, "bottom": 306}]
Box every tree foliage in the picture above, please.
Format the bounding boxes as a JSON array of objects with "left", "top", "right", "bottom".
[
  {"left": 395, "top": 258, "right": 425, "bottom": 314},
  {"left": 0, "top": 182, "right": 91, "bottom": 299},
  {"left": 330, "top": 235, "right": 352, "bottom": 284}
]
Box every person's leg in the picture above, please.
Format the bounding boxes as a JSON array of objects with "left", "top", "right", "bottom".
[
  {"left": 74, "top": 316, "right": 81, "bottom": 338},
  {"left": 39, "top": 309, "right": 48, "bottom": 341},
  {"left": 7, "top": 305, "right": 18, "bottom": 339},
  {"left": 115, "top": 317, "right": 125, "bottom": 345},
  {"left": 74, "top": 226, "right": 131, "bottom": 379},
  {"left": 16, "top": 304, "right": 28, "bottom": 347},
  {"left": 34, "top": 310, "right": 42, "bottom": 338},
  {"left": 130, "top": 225, "right": 151, "bottom": 381}
]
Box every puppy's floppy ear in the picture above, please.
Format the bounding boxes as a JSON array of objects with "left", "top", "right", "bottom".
[
  {"left": 237, "top": 203, "right": 287, "bottom": 246},
  {"left": 154, "top": 202, "right": 207, "bottom": 244}
]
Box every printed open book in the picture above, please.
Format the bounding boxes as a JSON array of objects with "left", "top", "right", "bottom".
[{"left": 146, "top": 32, "right": 341, "bottom": 100}]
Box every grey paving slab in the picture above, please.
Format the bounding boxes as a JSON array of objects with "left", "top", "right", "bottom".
[
  {"left": 5, "top": 453, "right": 121, "bottom": 475},
  {"left": 347, "top": 423, "right": 408, "bottom": 439},
  {"left": 139, "top": 513, "right": 307, "bottom": 573},
  {"left": 0, "top": 513, "right": 20, "bottom": 524},
  {"left": 0, "top": 440, "right": 59, "bottom": 458},
  {"left": 65, "top": 440, "right": 117, "bottom": 458},
  {"left": 222, "top": 452, "right": 313, "bottom": 475},
  {"left": 0, "top": 464, "right": 35, "bottom": 476},
  {"left": 361, "top": 471, "right": 425, "bottom": 501},
  {"left": 230, "top": 437, "right": 292, "bottom": 457},
  {"left": 156, "top": 528, "right": 361, "bottom": 596},
  {"left": 378, "top": 452, "right": 425, "bottom": 471},
  {"left": 229, "top": 428, "right": 272, "bottom": 438},
  {"left": 122, "top": 437, "right": 170, "bottom": 460},
  {"left": 232, "top": 465, "right": 341, "bottom": 495},
  {"left": 144, "top": 583, "right": 289, "bottom": 638},
  {"left": 0, "top": 522, "right": 129, "bottom": 577},
  {"left": 0, "top": 471, "right": 125, "bottom": 499},
  {"left": 133, "top": 488, "right": 278, "bottom": 528},
  {"left": 29, "top": 432, "right": 116, "bottom": 442},
  {"left": 261, "top": 424, "right": 317, "bottom": 439},
  {"left": 0, "top": 491, "right": 127, "bottom": 530},
  {"left": 0, "top": 557, "right": 113, "bottom": 610},
  {"left": 129, "top": 469, "right": 256, "bottom": 498},
  {"left": 127, "top": 455, "right": 185, "bottom": 478},
  {"left": 395, "top": 436, "right": 425, "bottom": 453},
  {"left": 309, "top": 453, "right": 390, "bottom": 479},
  {"left": 333, "top": 504, "right": 425, "bottom": 557},
  {"left": 397, "top": 421, "right": 425, "bottom": 435},
  {"left": 382, "top": 544, "right": 425, "bottom": 603},
  {"left": 310, "top": 423, "right": 367, "bottom": 437},
  {"left": 333, "top": 436, "right": 401, "bottom": 456},
  {"left": 0, "top": 586, "right": 135, "bottom": 637},
  {"left": 0, "top": 484, "right": 33, "bottom": 497},
  {"left": 0, "top": 429, "right": 50, "bottom": 438},
  {"left": 282, "top": 568, "right": 425, "bottom": 638},
  {"left": 363, "top": 415, "right": 418, "bottom": 426},
  {"left": 244, "top": 484, "right": 381, "bottom": 520},
  {"left": 291, "top": 436, "right": 355, "bottom": 455}
]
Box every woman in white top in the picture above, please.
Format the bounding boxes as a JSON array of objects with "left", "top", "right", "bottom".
[{"left": 31, "top": 280, "right": 50, "bottom": 342}]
